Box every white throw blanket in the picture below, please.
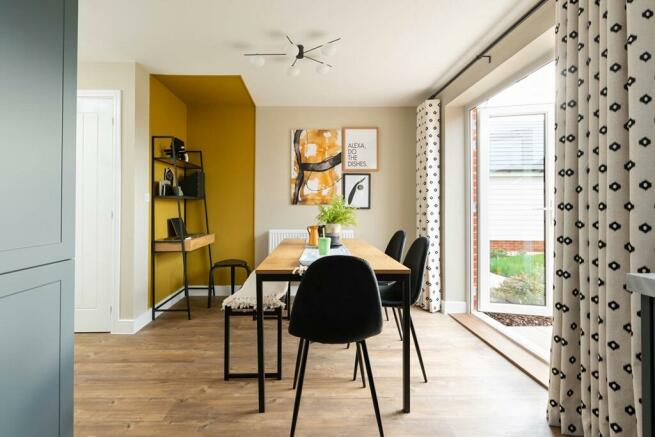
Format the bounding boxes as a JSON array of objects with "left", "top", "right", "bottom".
[{"left": 221, "top": 272, "right": 289, "bottom": 310}]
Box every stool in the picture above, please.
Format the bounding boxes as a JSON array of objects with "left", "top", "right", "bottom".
[
  {"left": 221, "top": 273, "right": 288, "bottom": 382},
  {"left": 208, "top": 259, "right": 251, "bottom": 308}
]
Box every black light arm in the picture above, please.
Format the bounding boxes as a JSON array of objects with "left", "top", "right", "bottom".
[
  {"left": 304, "top": 37, "right": 342, "bottom": 55},
  {"left": 305, "top": 55, "right": 332, "bottom": 68},
  {"left": 243, "top": 53, "right": 286, "bottom": 56}
]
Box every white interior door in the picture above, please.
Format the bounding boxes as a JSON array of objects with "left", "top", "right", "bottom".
[{"left": 75, "top": 92, "right": 120, "bottom": 332}]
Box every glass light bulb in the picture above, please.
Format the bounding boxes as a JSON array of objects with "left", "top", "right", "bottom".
[
  {"left": 249, "top": 56, "right": 265, "bottom": 67},
  {"left": 317, "top": 63, "right": 329, "bottom": 75},
  {"left": 287, "top": 65, "right": 300, "bottom": 77},
  {"left": 321, "top": 44, "right": 337, "bottom": 57}
]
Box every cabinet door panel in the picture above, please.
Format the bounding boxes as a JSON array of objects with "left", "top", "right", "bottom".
[
  {"left": 0, "top": 0, "right": 76, "bottom": 273},
  {"left": 0, "top": 260, "right": 74, "bottom": 436}
]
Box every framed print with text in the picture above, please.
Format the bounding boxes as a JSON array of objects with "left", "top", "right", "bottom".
[{"left": 342, "top": 127, "right": 378, "bottom": 172}]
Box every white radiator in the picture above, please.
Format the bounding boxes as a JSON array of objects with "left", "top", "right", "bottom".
[{"left": 268, "top": 228, "right": 355, "bottom": 254}]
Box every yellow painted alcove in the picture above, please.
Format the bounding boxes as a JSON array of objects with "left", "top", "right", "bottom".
[{"left": 149, "top": 75, "right": 255, "bottom": 307}]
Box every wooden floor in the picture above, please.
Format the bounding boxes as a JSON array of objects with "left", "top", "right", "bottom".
[{"left": 75, "top": 297, "right": 562, "bottom": 436}]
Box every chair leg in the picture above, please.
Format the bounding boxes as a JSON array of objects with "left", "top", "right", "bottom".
[
  {"left": 384, "top": 307, "right": 389, "bottom": 321},
  {"left": 290, "top": 339, "right": 310, "bottom": 437},
  {"left": 391, "top": 308, "right": 403, "bottom": 341},
  {"left": 410, "top": 319, "right": 428, "bottom": 383},
  {"left": 357, "top": 343, "right": 366, "bottom": 388},
  {"left": 285, "top": 283, "right": 292, "bottom": 320},
  {"left": 207, "top": 269, "right": 213, "bottom": 308},
  {"left": 293, "top": 338, "right": 304, "bottom": 389},
  {"left": 352, "top": 343, "right": 366, "bottom": 387},
  {"left": 224, "top": 307, "right": 230, "bottom": 380},
  {"left": 359, "top": 341, "right": 384, "bottom": 437},
  {"left": 230, "top": 266, "right": 235, "bottom": 295},
  {"left": 277, "top": 307, "right": 283, "bottom": 380}
]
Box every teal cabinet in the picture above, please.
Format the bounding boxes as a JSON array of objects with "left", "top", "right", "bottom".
[{"left": 0, "top": 0, "right": 77, "bottom": 436}]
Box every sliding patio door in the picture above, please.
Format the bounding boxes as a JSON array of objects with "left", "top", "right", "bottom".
[{"left": 476, "top": 105, "right": 554, "bottom": 316}]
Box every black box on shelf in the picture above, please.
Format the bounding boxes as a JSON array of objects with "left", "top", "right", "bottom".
[{"left": 180, "top": 172, "right": 205, "bottom": 198}]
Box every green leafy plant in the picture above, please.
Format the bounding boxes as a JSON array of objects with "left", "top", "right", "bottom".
[
  {"left": 491, "top": 273, "right": 545, "bottom": 306},
  {"left": 316, "top": 196, "right": 357, "bottom": 225}
]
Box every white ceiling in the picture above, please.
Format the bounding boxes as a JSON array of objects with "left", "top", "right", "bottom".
[{"left": 79, "top": 0, "right": 539, "bottom": 107}]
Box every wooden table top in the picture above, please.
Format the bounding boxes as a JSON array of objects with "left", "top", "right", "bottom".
[{"left": 255, "top": 238, "right": 409, "bottom": 275}]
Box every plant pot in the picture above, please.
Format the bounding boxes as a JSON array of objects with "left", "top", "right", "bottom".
[
  {"left": 325, "top": 223, "right": 343, "bottom": 247},
  {"left": 325, "top": 223, "right": 341, "bottom": 235}
]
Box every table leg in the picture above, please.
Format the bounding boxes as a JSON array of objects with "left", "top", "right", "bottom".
[
  {"left": 256, "top": 274, "right": 265, "bottom": 413},
  {"left": 403, "top": 272, "right": 411, "bottom": 413}
]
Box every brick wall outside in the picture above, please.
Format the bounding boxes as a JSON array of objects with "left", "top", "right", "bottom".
[{"left": 490, "top": 240, "right": 545, "bottom": 252}]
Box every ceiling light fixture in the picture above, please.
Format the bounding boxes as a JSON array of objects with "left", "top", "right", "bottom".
[{"left": 244, "top": 35, "right": 341, "bottom": 75}]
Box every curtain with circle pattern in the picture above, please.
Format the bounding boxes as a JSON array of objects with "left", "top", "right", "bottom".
[
  {"left": 548, "top": 0, "right": 654, "bottom": 435},
  {"left": 416, "top": 100, "right": 441, "bottom": 313}
]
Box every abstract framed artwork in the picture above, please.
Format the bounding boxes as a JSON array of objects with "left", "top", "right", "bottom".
[
  {"left": 342, "top": 127, "right": 378, "bottom": 172},
  {"left": 343, "top": 173, "right": 371, "bottom": 209},
  {"left": 290, "top": 128, "right": 342, "bottom": 205}
]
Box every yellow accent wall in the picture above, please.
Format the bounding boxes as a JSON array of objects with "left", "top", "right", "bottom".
[
  {"left": 187, "top": 104, "right": 255, "bottom": 286},
  {"left": 149, "top": 75, "right": 255, "bottom": 306},
  {"left": 149, "top": 76, "right": 188, "bottom": 305}
]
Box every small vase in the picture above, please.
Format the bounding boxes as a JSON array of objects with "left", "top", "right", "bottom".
[
  {"left": 325, "top": 223, "right": 342, "bottom": 246},
  {"left": 325, "top": 223, "right": 341, "bottom": 235}
]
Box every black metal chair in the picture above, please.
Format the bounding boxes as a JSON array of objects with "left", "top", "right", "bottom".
[
  {"left": 382, "top": 230, "right": 406, "bottom": 334},
  {"left": 208, "top": 259, "right": 250, "bottom": 308},
  {"left": 289, "top": 256, "right": 384, "bottom": 437},
  {"left": 371, "top": 237, "right": 429, "bottom": 383}
]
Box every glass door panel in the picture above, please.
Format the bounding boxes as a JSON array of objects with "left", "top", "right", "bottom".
[{"left": 477, "top": 107, "right": 553, "bottom": 316}]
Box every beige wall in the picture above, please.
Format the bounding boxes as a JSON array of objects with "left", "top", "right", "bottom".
[
  {"left": 78, "top": 61, "right": 150, "bottom": 320},
  {"left": 436, "top": 0, "right": 555, "bottom": 307},
  {"left": 255, "top": 107, "right": 415, "bottom": 263}
]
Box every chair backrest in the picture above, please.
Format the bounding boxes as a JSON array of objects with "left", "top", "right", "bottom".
[
  {"left": 384, "top": 230, "right": 406, "bottom": 262},
  {"left": 289, "top": 256, "right": 383, "bottom": 344},
  {"left": 403, "top": 237, "right": 430, "bottom": 304}
]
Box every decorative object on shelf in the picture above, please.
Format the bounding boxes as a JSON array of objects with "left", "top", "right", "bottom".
[
  {"left": 157, "top": 180, "right": 172, "bottom": 196},
  {"left": 244, "top": 35, "right": 341, "bottom": 76},
  {"left": 290, "top": 128, "right": 342, "bottom": 205},
  {"left": 163, "top": 167, "right": 175, "bottom": 183},
  {"left": 179, "top": 172, "right": 205, "bottom": 198},
  {"left": 316, "top": 196, "right": 356, "bottom": 247},
  {"left": 343, "top": 173, "right": 371, "bottom": 209},
  {"left": 342, "top": 127, "right": 379, "bottom": 172},
  {"left": 162, "top": 137, "right": 188, "bottom": 161}
]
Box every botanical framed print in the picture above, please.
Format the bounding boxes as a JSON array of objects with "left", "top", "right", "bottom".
[
  {"left": 342, "top": 127, "right": 378, "bottom": 172},
  {"left": 343, "top": 173, "right": 370, "bottom": 209},
  {"left": 290, "top": 128, "right": 342, "bottom": 205}
]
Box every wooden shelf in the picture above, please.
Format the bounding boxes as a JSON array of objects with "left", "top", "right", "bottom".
[
  {"left": 153, "top": 157, "right": 201, "bottom": 169},
  {"left": 154, "top": 233, "right": 214, "bottom": 253}
]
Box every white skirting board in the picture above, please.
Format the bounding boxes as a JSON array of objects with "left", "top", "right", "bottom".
[
  {"left": 442, "top": 300, "right": 467, "bottom": 314},
  {"left": 113, "top": 285, "right": 231, "bottom": 334}
]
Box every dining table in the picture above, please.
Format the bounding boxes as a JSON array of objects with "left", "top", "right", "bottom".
[{"left": 253, "top": 238, "right": 412, "bottom": 413}]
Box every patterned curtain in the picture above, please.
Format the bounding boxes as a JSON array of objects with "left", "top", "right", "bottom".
[
  {"left": 416, "top": 100, "right": 441, "bottom": 313},
  {"left": 548, "top": 1, "right": 654, "bottom": 436}
]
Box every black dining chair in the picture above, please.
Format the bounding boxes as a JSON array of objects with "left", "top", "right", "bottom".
[
  {"left": 382, "top": 230, "right": 406, "bottom": 334},
  {"left": 360, "top": 237, "right": 429, "bottom": 384},
  {"left": 289, "top": 256, "right": 384, "bottom": 437}
]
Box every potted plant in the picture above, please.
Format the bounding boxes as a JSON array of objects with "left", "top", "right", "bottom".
[{"left": 316, "top": 196, "right": 357, "bottom": 245}]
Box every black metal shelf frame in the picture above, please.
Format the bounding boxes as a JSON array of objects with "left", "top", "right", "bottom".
[{"left": 150, "top": 136, "right": 213, "bottom": 320}]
